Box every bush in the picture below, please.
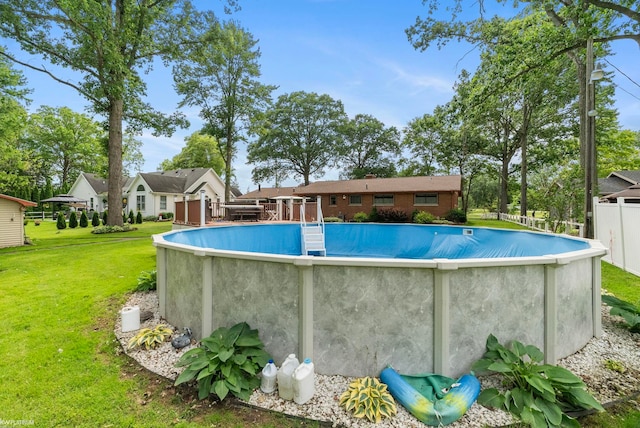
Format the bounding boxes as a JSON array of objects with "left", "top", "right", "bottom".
[
  {"left": 136, "top": 211, "right": 143, "bottom": 224},
  {"left": 79, "top": 211, "right": 89, "bottom": 228},
  {"left": 91, "top": 211, "right": 101, "bottom": 227},
  {"left": 324, "top": 216, "right": 343, "bottom": 222},
  {"left": 413, "top": 210, "right": 436, "bottom": 224},
  {"left": 128, "top": 324, "right": 173, "bottom": 350},
  {"left": 56, "top": 212, "right": 67, "bottom": 230},
  {"left": 102, "top": 210, "right": 108, "bottom": 226},
  {"left": 91, "top": 224, "right": 135, "bottom": 234},
  {"left": 127, "top": 210, "right": 134, "bottom": 223},
  {"left": 136, "top": 270, "right": 157, "bottom": 292},
  {"left": 68, "top": 211, "right": 78, "bottom": 228},
  {"left": 368, "top": 207, "right": 380, "bottom": 222},
  {"left": 444, "top": 208, "right": 467, "bottom": 223},
  {"left": 159, "top": 211, "right": 174, "bottom": 219},
  {"left": 353, "top": 212, "right": 368, "bottom": 222},
  {"left": 175, "top": 322, "right": 271, "bottom": 401},
  {"left": 340, "top": 377, "right": 397, "bottom": 423},
  {"left": 602, "top": 295, "right": 640, "bottom": 332},
  {"left": 376, "top": 208, "right": 408, "bottom": 223},
  {"left": 472, "top": 334, "right": 603, "bottom": 427}
]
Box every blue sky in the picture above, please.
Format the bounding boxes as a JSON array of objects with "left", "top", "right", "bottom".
[{"left": 5, "top": 1, "right": 640, "bottom": 192}]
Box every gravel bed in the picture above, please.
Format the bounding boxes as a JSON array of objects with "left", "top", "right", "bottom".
[{"left": 115, "top": 292, "right": 640, "bottom": 427}]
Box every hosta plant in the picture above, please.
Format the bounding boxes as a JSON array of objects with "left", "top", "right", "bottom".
[
  {"left": 135, "top": 269, "right": 157, "bottom": 292},
  {"left": 128, "top": 324, "right": 173, "bottom": 350},
  {"left": 174, "top": 322, "right": 271, "bottom": 401},
  {"left": 339, "top": 376, "right": 397, "bottom": 423},
  {"left": 602, "top": 294, "right": 640, "bottom": 333},
  {"left": 472, "top": 334, "right": 603, "bottom": 428}
]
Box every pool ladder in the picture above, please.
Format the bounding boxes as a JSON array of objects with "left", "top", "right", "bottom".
[{"left": 300, "top": 205, "right": 326, "bottom": 256}]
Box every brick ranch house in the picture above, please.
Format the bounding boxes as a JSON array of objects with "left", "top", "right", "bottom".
[{"left": 242, "top": 175, "right": 462, "bottom": 221}]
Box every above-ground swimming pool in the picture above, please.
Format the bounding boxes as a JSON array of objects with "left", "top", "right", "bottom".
[{"left": 154, "top": 223, "right": 606, "bottom": 378}]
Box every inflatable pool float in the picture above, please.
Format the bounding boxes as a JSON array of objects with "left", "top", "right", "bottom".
[{"left": 380, "top": 367, "right": 481, "bottom": 426}]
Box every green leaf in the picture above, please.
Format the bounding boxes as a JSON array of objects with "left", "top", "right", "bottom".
[
  {"left": 524, "top": 374, "right": 555, "bottom": 396},
  {"left": 542, "top": 366, "right": 584, "bottom": 385},
  {"left": 471, "top": 358, "right": 494, "bottom": 374},
  {"left": 213, "top": 380, "right": 229, "bottom": 401},
  {"left": 511, "top": 340, "right": 527, "bottom": 358},
  {"left": 477, "top": 388, "right": 505, "bottom": 409},
  {"left": 218, "top": 348, "right": 234, "bottom": 362},
  {"left": 520, "top": 406, "right": 547, "bottom": 428},
  {"left": 524, "top": 344, "right": 544, "bottom": 362},
  {"left": 560, "top": 413, "right": 581, "bottom": 428},
  {"left": 174, "top": 368, "right": 197, "bottom": 386},
  {"left": 485, "top": 333, "right": 501, "bottom": 352},
  {"left": 198, "top": 375, "right": 212, "bottom": 400},
  {"left": 534, "top": 396, "right": 563, "bottom": 426},
  {"left": 565, "top": 387, "right": 604, "bottom": 411},
  {"left": 235, "top": 333, "right": 263, "bottom": 347},
  {"left": 487, "top": 361, "right": 513, "bottom": 373}
]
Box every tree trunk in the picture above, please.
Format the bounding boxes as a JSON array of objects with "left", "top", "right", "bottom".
[
  {"left": 500, "top": 156, "right": 509, "bottom": 214},
  {"left": 224, "top": 125, "right": 233, "bottom": 202},
  {"left": 107, "top": 98, "right": 124, "bottom": 226}
]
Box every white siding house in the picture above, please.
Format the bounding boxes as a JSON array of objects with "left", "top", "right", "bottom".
[
  {"left": 67, "top": 172, "right": 110, "bottom": 213},
  {"left": 0, "top": 194, "right": 37, "bottom": 248},
  {"left": 69, "top": 168, "right": 228, "bottom": 219},
  {"left": 125, "top": 168, "right": 226, "bottom": 218}
]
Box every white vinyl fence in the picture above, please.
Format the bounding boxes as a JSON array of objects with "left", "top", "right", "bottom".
[
  {"left": 595, "top": 197, "right": 640, "bottom": 277},
  {"left": 499, "top": 213, "right": 584, "bottom": 237}
]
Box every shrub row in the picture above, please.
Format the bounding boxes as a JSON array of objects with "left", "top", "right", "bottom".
[{"left": 346, "top": 208, "right": 467, "bottom": 224}]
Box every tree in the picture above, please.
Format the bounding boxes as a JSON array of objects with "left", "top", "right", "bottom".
[
  {"left": 247, "top": 91, "right": 348, "bottom": 186},
  {"left": 91, "top": 211, "right": 100, "bottom": 227},
  {"left": 159, "top": 132, "right": 225, "bottom": 175},
  {"left": 22, "top": 106, "right": 107, "bottom": 191},
  {"left": 0, "top": 1, "right": 209, "bottom": 225},
  {"left": 56, "top": 212, "right": 66, "bottom": 230},
  {"left": 173, "top": 20, "right": 275, "bottom": 201},
  {"left": 401, "top": 113, "right": 446, "bottom": 177},
  {"left": 79, "top": 211, "right": 88, "bottom": 228},
  {"left": 338, "top": 114, "right": 400, "bottom": 179},
  {"left": 69, "top": 211, "right": 78, "bottom": 228},
  {"left": 0, "top": 49, "right": 30, "bottom": 196}
]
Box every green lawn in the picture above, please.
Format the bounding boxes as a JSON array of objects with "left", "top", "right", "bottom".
[
  {"left": 0, "top": 221, "right": 318, "bottom": 427},
  {"left": 1, "top": 219, "right": 638, "bottom": 427}
]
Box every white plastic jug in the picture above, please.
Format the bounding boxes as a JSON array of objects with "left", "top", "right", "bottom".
[
  {"left": 277, "top": 353, "right": 299, "bottom": 400},
  {"left": 292, "top": 358, "right": 315, "bottom": 405},
  {"left": 260, "top": 359, "right": 277, "bottom": 394}
]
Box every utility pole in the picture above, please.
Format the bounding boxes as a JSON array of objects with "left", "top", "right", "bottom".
[{"left": 584, "top": 38, "right": 595, "bottom": 239}]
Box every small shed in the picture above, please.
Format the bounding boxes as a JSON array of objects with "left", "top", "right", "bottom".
[{"left": 0, "top": 194, "right": 37, "bottom": 248}]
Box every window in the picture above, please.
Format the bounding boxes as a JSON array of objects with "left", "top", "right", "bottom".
[
  {"left": 349, "top": 195, "right": 362, "bottom": 205},
  {"left": 329, "top": 195, "right": 337, "bottom": 206},
  {"left": 137, "top": 184, "right": 145, "bottom": 192},
  {"left": 414, "top": 193, "right": 438, "bottom": 205},
  {"left": 160, "top": 195, "right": 167, "bottom": 210},
  {"left": 373, "top": 194, "right": 394, "bottom": 206},
  {"left": 136, "top": 195, "right": 145, "bottom": 211}
]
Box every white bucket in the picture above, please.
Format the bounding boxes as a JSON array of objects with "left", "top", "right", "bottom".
[
  {"left": 293, "top": 358, "right": 314, "bottom": 405},
  {"left": 121, "top": 306, "right": 140, "bottom": 332}
]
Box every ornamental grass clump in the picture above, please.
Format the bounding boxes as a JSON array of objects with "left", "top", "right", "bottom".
[
  {"left": 174, "top": 322, "right": 270, "bottom": 401},
  {"left": 472, "top": 334, "right": 603, "bottom": 428},
  {"left": 339, "top": 376, "right": 397, "bottom": 423}
]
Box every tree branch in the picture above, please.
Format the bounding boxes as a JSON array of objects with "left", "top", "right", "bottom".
[{"left": 0, "top": 50, "right": 105, "bottom": 108}]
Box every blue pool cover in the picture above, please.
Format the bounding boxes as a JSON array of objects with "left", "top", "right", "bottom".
[{"left": 162, "top": 223, "right": 590, "bottom": 260}]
